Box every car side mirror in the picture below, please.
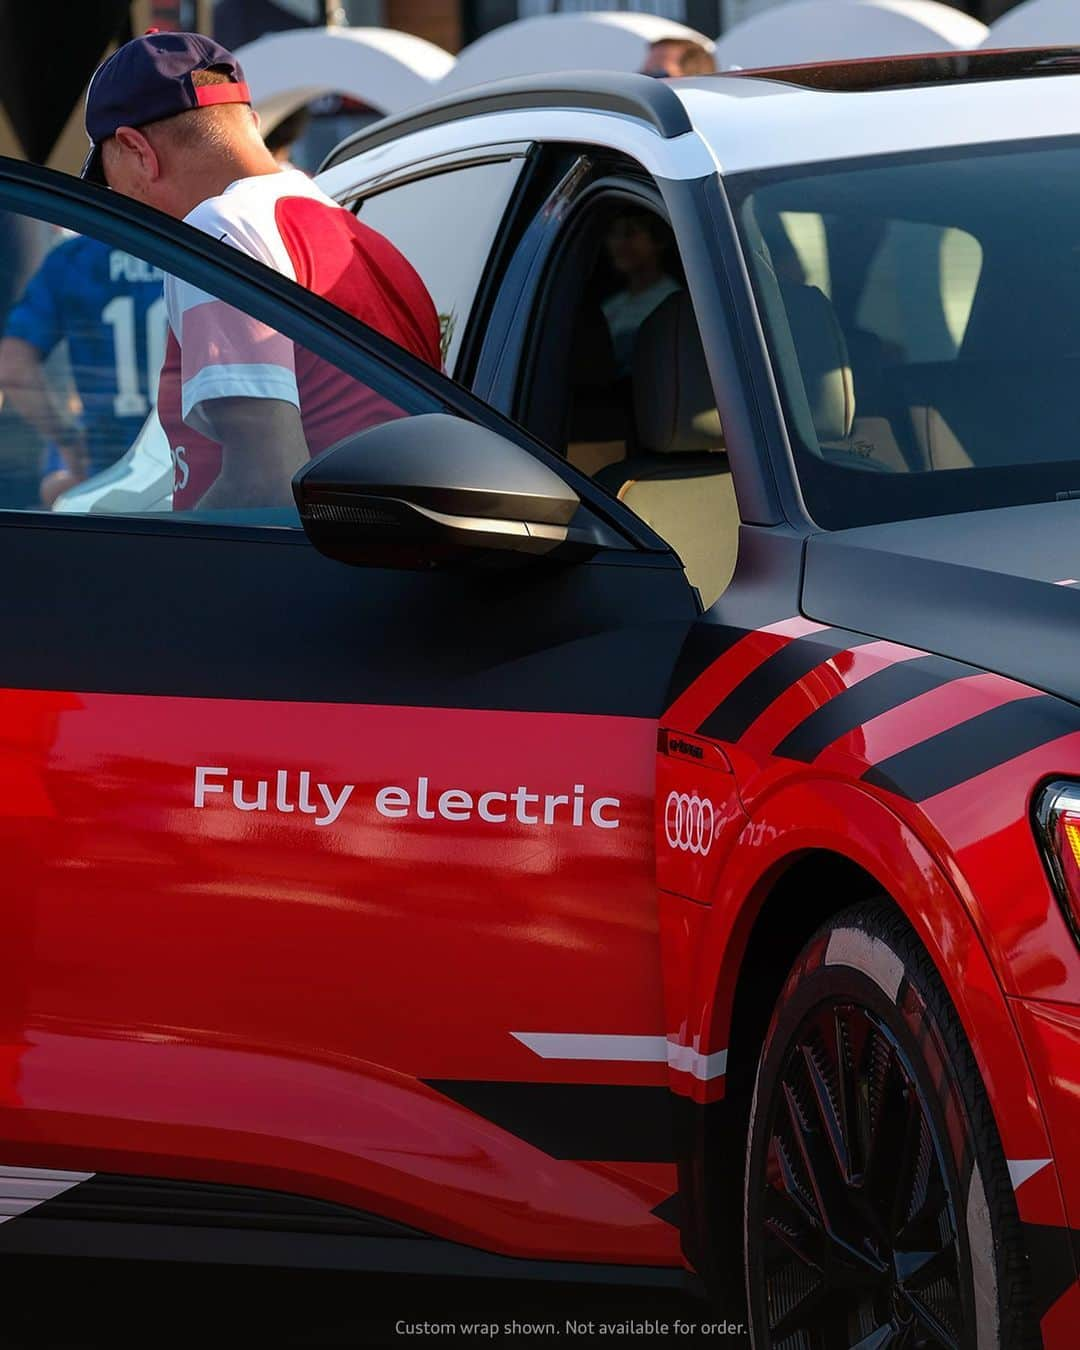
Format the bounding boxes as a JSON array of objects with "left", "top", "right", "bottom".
[{"left": 293, "top": 413, "right": 621, "bottom": 568}]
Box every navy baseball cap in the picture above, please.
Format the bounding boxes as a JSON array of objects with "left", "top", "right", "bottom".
[{"left": 82, "top": 31, "right": 251, "bottom": 186}]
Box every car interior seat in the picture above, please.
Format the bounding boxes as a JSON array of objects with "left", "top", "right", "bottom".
[
  {"left": 778, "top": 281, "right": 911, "bottom": 472},
  {"left": 594, "top": 290, "right": 737, "bottom": 606},
  {"left": 564, "top": 297, "right": 632, "bottom": 478},
  {"left": 779, "top": 282, "right": 855, "bottom": 449}
]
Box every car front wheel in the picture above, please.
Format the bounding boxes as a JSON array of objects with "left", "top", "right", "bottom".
[{"left": 744, "top": 902, "right": 1035, "bottom": 1349}]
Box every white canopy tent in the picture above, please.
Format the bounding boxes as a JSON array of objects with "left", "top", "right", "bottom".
[
  {"left": 437, "top": 13, "right": 714, "bottom": 94},
  {"left": 236, "top": 27, "right": 456, "bottom": 132},
  {"left": 712, "top": 0, "right": 987, "bottom": 69},
  {"left": 983, "top": 0, "right": 1080, "bottom": 48}
]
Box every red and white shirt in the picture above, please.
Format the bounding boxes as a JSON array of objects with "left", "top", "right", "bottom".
[{"left": 158, "top": 169, "right": 441, "bottom": 508}]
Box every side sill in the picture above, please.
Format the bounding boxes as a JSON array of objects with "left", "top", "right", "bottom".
[{"left": 0, "top": 1217, "right": 697, "bottom": 1290}]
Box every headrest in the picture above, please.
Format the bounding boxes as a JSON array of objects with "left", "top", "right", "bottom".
[
  {"left": 780, "top": 283, "right": 855, "bottom": 444},
  {"left": 632, "top": 290, "right": 724, "bottom": 455}
]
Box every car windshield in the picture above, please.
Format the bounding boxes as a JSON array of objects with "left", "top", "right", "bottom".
[{"left": 727, "top": 137, "right": 1080, "bottom": 529}]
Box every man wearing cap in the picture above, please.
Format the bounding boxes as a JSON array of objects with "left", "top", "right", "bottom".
[{"left": 82, "top": 32, "right": 441, "bottom": 510}]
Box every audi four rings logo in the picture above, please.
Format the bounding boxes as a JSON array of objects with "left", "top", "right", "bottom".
[{"left": 665, "top": 791, "right": 715, "bottom": 855}]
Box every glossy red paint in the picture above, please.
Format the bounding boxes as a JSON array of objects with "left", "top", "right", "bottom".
[
  {"left": 1013, "top": 1001, "right": 1080, "bottom": 1224},
  {"left": 812, "top": 670, "right": 1038, "bottom": 776},
  {"left": 661, "top": 617, "right": 825, "bottom": 732},
  {"left": 660, "top": 619, "right": 1077, "bottom": 1303},
  {"left": 664, "top": 619, "right": 1080, "bottom": 1008},
  {"left": 7, "top": 603, "right": 1080, "bottom": 1311},
  {"left": 655, "top": 729, "right": 743, "bottom": 907},
  {"left": 0, "top": 686, "right": 680, "bottom": 1265},
  {"left": 690, "top": 779, "right": 1056, "bottom": 1178},
  {"left": 1010, "top": 998, "right": 1080, "bottom": 1347},
  {"left": 736, "top": 639, "right": 925, "bottom": 759},
  {"left": 1040, "top": 1282, "right": 1080, "bottom": 1350},
  {"left": 658, "top": 891, "right": 725, "bottom": 1106}
]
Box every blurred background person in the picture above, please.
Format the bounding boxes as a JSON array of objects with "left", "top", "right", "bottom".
[
  {"left": 640, "top": 36, "right": 717, "bottom": 78},
  {"left": 0, "top": 235, "right": 165, "bottom": 507},
  {"left": 0, "top": 213, "right": 51, "bottom": 509},
  {"left": 264, "top": 106, "right": 311, "bottom": 169}
]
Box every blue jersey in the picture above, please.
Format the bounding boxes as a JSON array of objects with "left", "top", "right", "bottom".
[{"left": 5, "top": 236, "right": 166, "bottom": 473}]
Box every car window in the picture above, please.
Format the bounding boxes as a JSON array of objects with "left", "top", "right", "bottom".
[
  {"left": 730, "top": 140, "right": 1080, "bottom": 527},
  {"left": 512, "top": 189, "right": 736, "bottom": 608},
  {"left": 352, "top": 158, "right": 526, "bottom": 374},
  {"left": 774, "top": 210, "right": 982, "bottom": 364},
  {"left": 0, "top": 202, "right": 446, "bottom": 522}
]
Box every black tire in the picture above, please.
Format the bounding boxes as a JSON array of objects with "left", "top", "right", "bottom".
[{"left": 743, "top": 901, "right": 1036, "bottom": 1349}]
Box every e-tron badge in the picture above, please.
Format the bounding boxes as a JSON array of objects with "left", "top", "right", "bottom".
[{"left": 665, "top": 791, "right": 715, "bottom": 856}]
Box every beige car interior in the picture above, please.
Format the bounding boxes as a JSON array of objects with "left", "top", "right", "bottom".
[
  {"left": 559, "top": 215, "right": 737, "bottom": 608},
  {"left": 770, "top": 279, "right": 913, "bottom": 472},
  {"left": 771, "top": 278, "right": 990, "bottom": 474},
  {"left": 553, "top": 200, "right": 996, "bottom": 609},
  {"left": 748, "top": 231, "right": 908, "bottom": 474},
  {"left": 593, "top": 291, "right": 736, "bottom": 607},
  {"left": 747, "top": 210, "right": 1041, "bottom": 477}
]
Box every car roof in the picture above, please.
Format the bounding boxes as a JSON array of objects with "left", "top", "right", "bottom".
[
  {"left": 321, "top": 48, "right": 1080, "bottom": 180},
  {"left": 681, "top": 48, "right": 1080, "bottom": 175}
]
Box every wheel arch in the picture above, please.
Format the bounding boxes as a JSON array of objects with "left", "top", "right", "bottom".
[{"left": 680, "top": 777, "right": 1064, "bottom": 1294}]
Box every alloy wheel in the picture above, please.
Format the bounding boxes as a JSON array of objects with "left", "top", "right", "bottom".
[{"left": 757, "top": 1001, "right": 966, "bottom": 1349}]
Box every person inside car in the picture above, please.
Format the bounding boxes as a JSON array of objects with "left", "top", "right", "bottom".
[
  {"left": 82, "top": 31, "right": 440, "bottom": 511},
  {"left": 602, "top": 211, "right": 682, "bottom": 375}
]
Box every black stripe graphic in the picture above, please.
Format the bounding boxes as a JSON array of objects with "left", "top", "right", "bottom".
[
  {"left": 696, "top": 628, "right": 878, "bottom": 744},
  {"left": 774, "top": 655, "right": 969, "bottom": 763},
  {"left": 862, "top": 695, "right": 1073, "bottom": 801},
  {"left": 650, "top": 1193, "right": 681, "bottom": 1228},
  {"left": 422, "top": 1081, "right": 677, "bottom": 1161},
  {"left": 665, "top": 623, "right": 749, "bottom": 707},
  {"left": 1021, "top": 1222, "right": 1080, "bottom": 1324}
]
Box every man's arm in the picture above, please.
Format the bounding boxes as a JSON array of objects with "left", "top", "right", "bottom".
[
  {"left": 1, "top": 242, "right": 88, "bottom": 476},
  {"left": 193, "top": 395, "right": 309, "bottom": 509},
  {"left": 0, "top": 337, "right": 88, "bottom": 476}
]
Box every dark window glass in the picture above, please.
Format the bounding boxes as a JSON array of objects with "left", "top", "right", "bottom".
[
  {"left": 728, "top": 139, "right": 1080, "bottom": 528},
  {"left": 0, "top": 210, "right": 425, "bottom": 520}
]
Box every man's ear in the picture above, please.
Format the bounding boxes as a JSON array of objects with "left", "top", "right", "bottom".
[
  {"left": 251, "top": 107, "right": 262, "bottom": 133},
  {"left": 113, "top": 125, "right": 160, "bottom": 181}
]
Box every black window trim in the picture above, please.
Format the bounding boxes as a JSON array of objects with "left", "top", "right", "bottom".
[{"left": 0, "top": 156, "right": 667, "bottom": 552}]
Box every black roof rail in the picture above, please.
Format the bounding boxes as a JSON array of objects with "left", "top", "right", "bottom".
[
  {"left": 723, "top": 45, "right": 1080, "bottom": 94},
  {"left": 319, "top": 71, "right": 693, "bottom": 173}
]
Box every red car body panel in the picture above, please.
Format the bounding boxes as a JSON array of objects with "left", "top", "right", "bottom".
[
  {"left": 6, "top": 608, "right": 1080, "bottom": 1334},
  {"left": 660, "top": 618, "right": 1080, "bottom": 1339},
  {"left": 0, "top": 686, "right": 680, "bottom": 1264}
]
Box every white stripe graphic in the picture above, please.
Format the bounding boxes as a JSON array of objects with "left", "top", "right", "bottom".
[
  {"left": 0, "top": 1164, "right": 93, "bottom": 1226},
  {"left": 1006, "top": 1158, "right": 1051, "bottom": 1191},
  {"left": 759, "top": 617, "right": 829, "bottom": 639},
  {"left": 510, "top": 1032, "right": 727, "bottom": 1082},
  {"left": 665, "top": 1044, "right": 729, "bottom": 1081},
  {"left": 512, "top": 1032, "right": 667, "bottom": 1063}
]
